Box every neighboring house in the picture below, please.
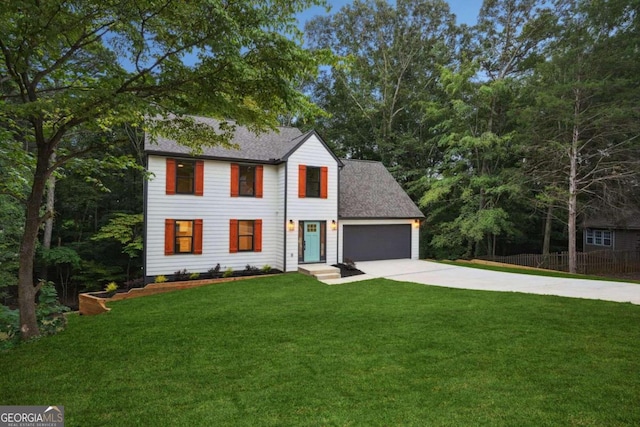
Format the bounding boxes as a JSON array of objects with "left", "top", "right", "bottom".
[
  {"left": 583, "top": 209, "right": 640, "bottom": 252},
  {"left": 143, "top": 117, "right": 424, "bottom": 281}
]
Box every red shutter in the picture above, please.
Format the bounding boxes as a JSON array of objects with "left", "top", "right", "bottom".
[
  {"left": 164, "top": 219, "right": 175, "bottom": 255},
  {"left": 166, "top": 159, "right": 176, "bottom": 195},
  {"left": 298, "top": 165, "right": 306, "bottom": 198},
  {"left": 320, "top": 166, "right": 328, "bottom": 199},
  {"left": 230, "top": 164, "right": 239, "bottom": 197},
  {"left": 194, "top": 161, "right": 204, "bottom": 196},
  {"left": 254, "top": 219, "right": 262, "bottom": 252},
  {"left": 194, "top": 219, "right": 203, "bottom": 254},
  {"left": 255, "top": 165, "right": 263, "bottom": 198},
  {"left": 229, "top": 219, "right": 238, "bottom": 253}
]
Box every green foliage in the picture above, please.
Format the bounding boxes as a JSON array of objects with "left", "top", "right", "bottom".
[
  {"left": 40, "top": 247, "right": 82, "bottom": 270},
  {"left": 1, "top": 0, "right": 330, "bottom": 338},
  {"left": 105, "top": 282, "right": 118, "bottom": 293},
  {"left": 35, "top": 282, "right": 69, "bottom": 337},
  {"left": 0, "top": 195, "right": 23, "bottom": 300},
  {"left": 72, "top": 260, "right": 124, "bottom": 293},
  {"left": 0, "top": 305, "right": 20, "bottom": 350},
  {"left": 261, "top": 265, "right": 272, "bottom": 273},
  {"left": 189, "top": 273, "right": 200, "bottom": 280},
  {"left": 223, "top": 268, "right": 234, "bottom": 278},
  {"left": 92, "top": 213, "right": 144, "bottom": 259},
  {"left": 154, "top": 275, "right": 167, "bottom": 284},
  {"left": 2, "top": 282, "right": 70, "bottom": 349}
]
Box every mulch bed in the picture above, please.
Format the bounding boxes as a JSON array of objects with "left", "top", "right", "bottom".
[{"left": 332, "top": 263, "right": 365, "bottom": 278}]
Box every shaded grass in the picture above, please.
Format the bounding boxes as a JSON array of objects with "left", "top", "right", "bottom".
[
  {"left": 2, "top": 273, "right": 640, "bottom": 426},
  {"left": 439, "top": 259, "right": 640, "bottom": 284}
]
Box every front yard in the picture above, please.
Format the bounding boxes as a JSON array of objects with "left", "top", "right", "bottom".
[{"left": 2, "top": 273, "right": 640, "bottom": 426}]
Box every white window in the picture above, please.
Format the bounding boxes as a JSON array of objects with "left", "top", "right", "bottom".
[{"left": 585, "top": 229, "right": 613, "bottom": 247}]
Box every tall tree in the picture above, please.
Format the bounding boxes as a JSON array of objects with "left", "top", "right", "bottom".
[
  {"left": 305, "top": 0, "right": 458, "bottom": 189},
  {"left": 522, "top": 0, "right": 640, "bottom": 272},
  {"left": 420, "top": 0, "right": 554, "bottom": 257},
  {"left": 0, "top": 0, "right": 327, "bottom": 339}
]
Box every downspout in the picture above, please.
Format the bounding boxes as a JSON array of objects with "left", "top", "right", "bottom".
[
  {"left": 337, "top": 163, "right": 343, "bottom": 264},
  {"left": 142, "top": 153, "right": 149, "bottom": 283},
  {"left": 283, "top": 161, "right": 288, "bottom": 272}
]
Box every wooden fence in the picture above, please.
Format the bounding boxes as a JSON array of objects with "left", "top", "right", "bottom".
[{"left": 477, "top": 250, "right": 640, "bottom": 275}]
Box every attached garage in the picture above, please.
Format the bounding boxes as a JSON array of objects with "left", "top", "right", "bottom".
[
  {"left": 338, "top": 159, "right": 424, "bottom": 263},
  {"left": 343, "top": 224, "right": 411, "bottom": 261}
]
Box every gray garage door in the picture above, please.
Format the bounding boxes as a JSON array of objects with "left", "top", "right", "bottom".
[{"left": 343, "top": 224, "right": 411, "bottom": 261}]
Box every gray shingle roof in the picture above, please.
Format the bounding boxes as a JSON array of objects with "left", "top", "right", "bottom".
[
  {"left": 583, "top": 207, "right": 640, "bottom": 230},
  {"left": 144, "top": 116, "right": 307, "bottom": 162},
  {"left": 339, "top": 159, "right": 424, "bottom": 219}
]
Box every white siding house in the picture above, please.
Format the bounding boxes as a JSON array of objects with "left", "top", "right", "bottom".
[{"left": 143, "top": 117, "right": 424, "bottom": 282}]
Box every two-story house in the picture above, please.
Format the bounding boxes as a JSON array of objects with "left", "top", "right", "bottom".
[{"left": 143, "top": 116, "right": 424, "bottom": 282}]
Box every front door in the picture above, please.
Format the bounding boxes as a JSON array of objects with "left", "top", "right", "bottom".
[{"left": 303, "top": 222, "right": 321, "bottom": 263}]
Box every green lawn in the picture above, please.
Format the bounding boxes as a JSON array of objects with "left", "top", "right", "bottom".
[{"left": 2, "top": 274, "right": 640, "bottom": 426}]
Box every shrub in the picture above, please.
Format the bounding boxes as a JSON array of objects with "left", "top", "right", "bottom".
[
  {"left": 223, "top": 268, "right": 234, "bottom": 278},
  {"left": 1, "top": 282, "right": 68, "bottom": 350},
  {"left": 0, "top": 305, "right": 19, "bottom": 350},
  {"left": 36, "top": 282, "right": 69, "bottom": 337},
  {"left": 174, "top": 269, "right": 189, "bottom": 281},
  {"left": 261, "top": 264, "right": 272, "bottom": 273},
  {"left": 124, "top": 277, "right": 145, "bottom": 290},
  {"left": 208, "top": 264, "right": 221, "bottom": 278},
  {"left": 189, "top": 272, "right": 200, "bottom": 280},
  {"left": 344, "top": 258, "right": 357, "bottom": 270},
  {"left": 245, "top": 264, "right": 259, "bottom": 272},
  {"left": 105, "top": 282, "right": 118, "bottom": 293},
  {"left": 154, "top": 275, "right": 168, "bottom": 283}
]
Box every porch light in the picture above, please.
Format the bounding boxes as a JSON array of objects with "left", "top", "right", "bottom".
[
  {"left": 413, "top": 219, "right": 420, "bottom": 228},
  {"left": 331, "top": 220, "right": 337, "bottom": 230},
  {"left": 288, "top": 220, "right": 295, "bottom": 231}
]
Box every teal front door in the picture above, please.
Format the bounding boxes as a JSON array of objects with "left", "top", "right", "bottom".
[{"left": 303, "top": 222, "right": 321, "bottom": 262}]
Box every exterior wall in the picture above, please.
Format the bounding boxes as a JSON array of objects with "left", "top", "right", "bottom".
[
  {"left": 584, "top": 229, "right": 640, "bottom": 252},
  {"left": 284, "top": 135, "right": 339, "bottom": 271},
  {"left": 338, "top": 219, "right": 419, "bottom": 262},
  {"left": 145, "top": 155, "right": 283, "bottom": 278},
  {"left": 275, "top": 163, "right": 286, "bottom": 271}
]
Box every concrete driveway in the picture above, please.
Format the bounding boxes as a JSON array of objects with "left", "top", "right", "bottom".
[{"left": 321, "top": 259, "right": 640, "bottom": 305}]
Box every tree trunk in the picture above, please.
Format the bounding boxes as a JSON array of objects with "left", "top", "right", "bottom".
[
  {"left": 567, "top": 89, "right": 581, "bottom": 274},
  {"left": 41, "top": 154, "right": 56, "bottom": 281},
  {"left": 541, "top": 204, "right": 553, "bottom": 268},
  {"left": 18, "top": 143, "right": 51, "bottom": 339}
]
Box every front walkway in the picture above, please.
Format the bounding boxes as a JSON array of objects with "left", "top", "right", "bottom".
[{"left": 320, "top": 259, "right": 640, "bottom": 305}]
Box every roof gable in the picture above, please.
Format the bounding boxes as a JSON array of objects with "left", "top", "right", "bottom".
[
  {"left": 281, "top": 130, "right": 343, "bottom": 166},
  {"left": 339, "top": 159, "right": 424, "bottom": 219}
]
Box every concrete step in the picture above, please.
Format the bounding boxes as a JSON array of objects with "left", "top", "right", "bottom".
[
  {"left": 298, "top": 264, "right": 341, "bottom": 280},
  {"left": 315, "top": 273, "right": 341, "bottom": 280}
]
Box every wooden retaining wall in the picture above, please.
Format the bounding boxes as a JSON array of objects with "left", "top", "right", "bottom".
[{"left": 79, "top": 275, "right": 272, "bottom": 316}]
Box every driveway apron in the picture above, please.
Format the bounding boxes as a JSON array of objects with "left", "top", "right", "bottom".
[{"left": 322, "top": 259, "right": 640, "bottom": 305}]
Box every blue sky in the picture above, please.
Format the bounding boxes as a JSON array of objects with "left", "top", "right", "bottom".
[{"left": 297, "top": 0, "right": 484, "bottom": 28}]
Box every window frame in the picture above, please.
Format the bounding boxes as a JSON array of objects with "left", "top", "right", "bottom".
[
  {"left": 175, "top": 160, "right": 195, "bottom": 194},
  {"left": 238, "top": 220, "right": 255, "bottom": 252},
  {"left": 174, "top": 220, "right": 195, "bottom": 254},
  {"left": 585, "top": 228, "right": 613, "bottom": 247},
  {"left": 238, "top": 165, "right": 256, "bottom": 197},
  {"left": 305, "top": 166, "right": 321, "bottom": 198}
]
